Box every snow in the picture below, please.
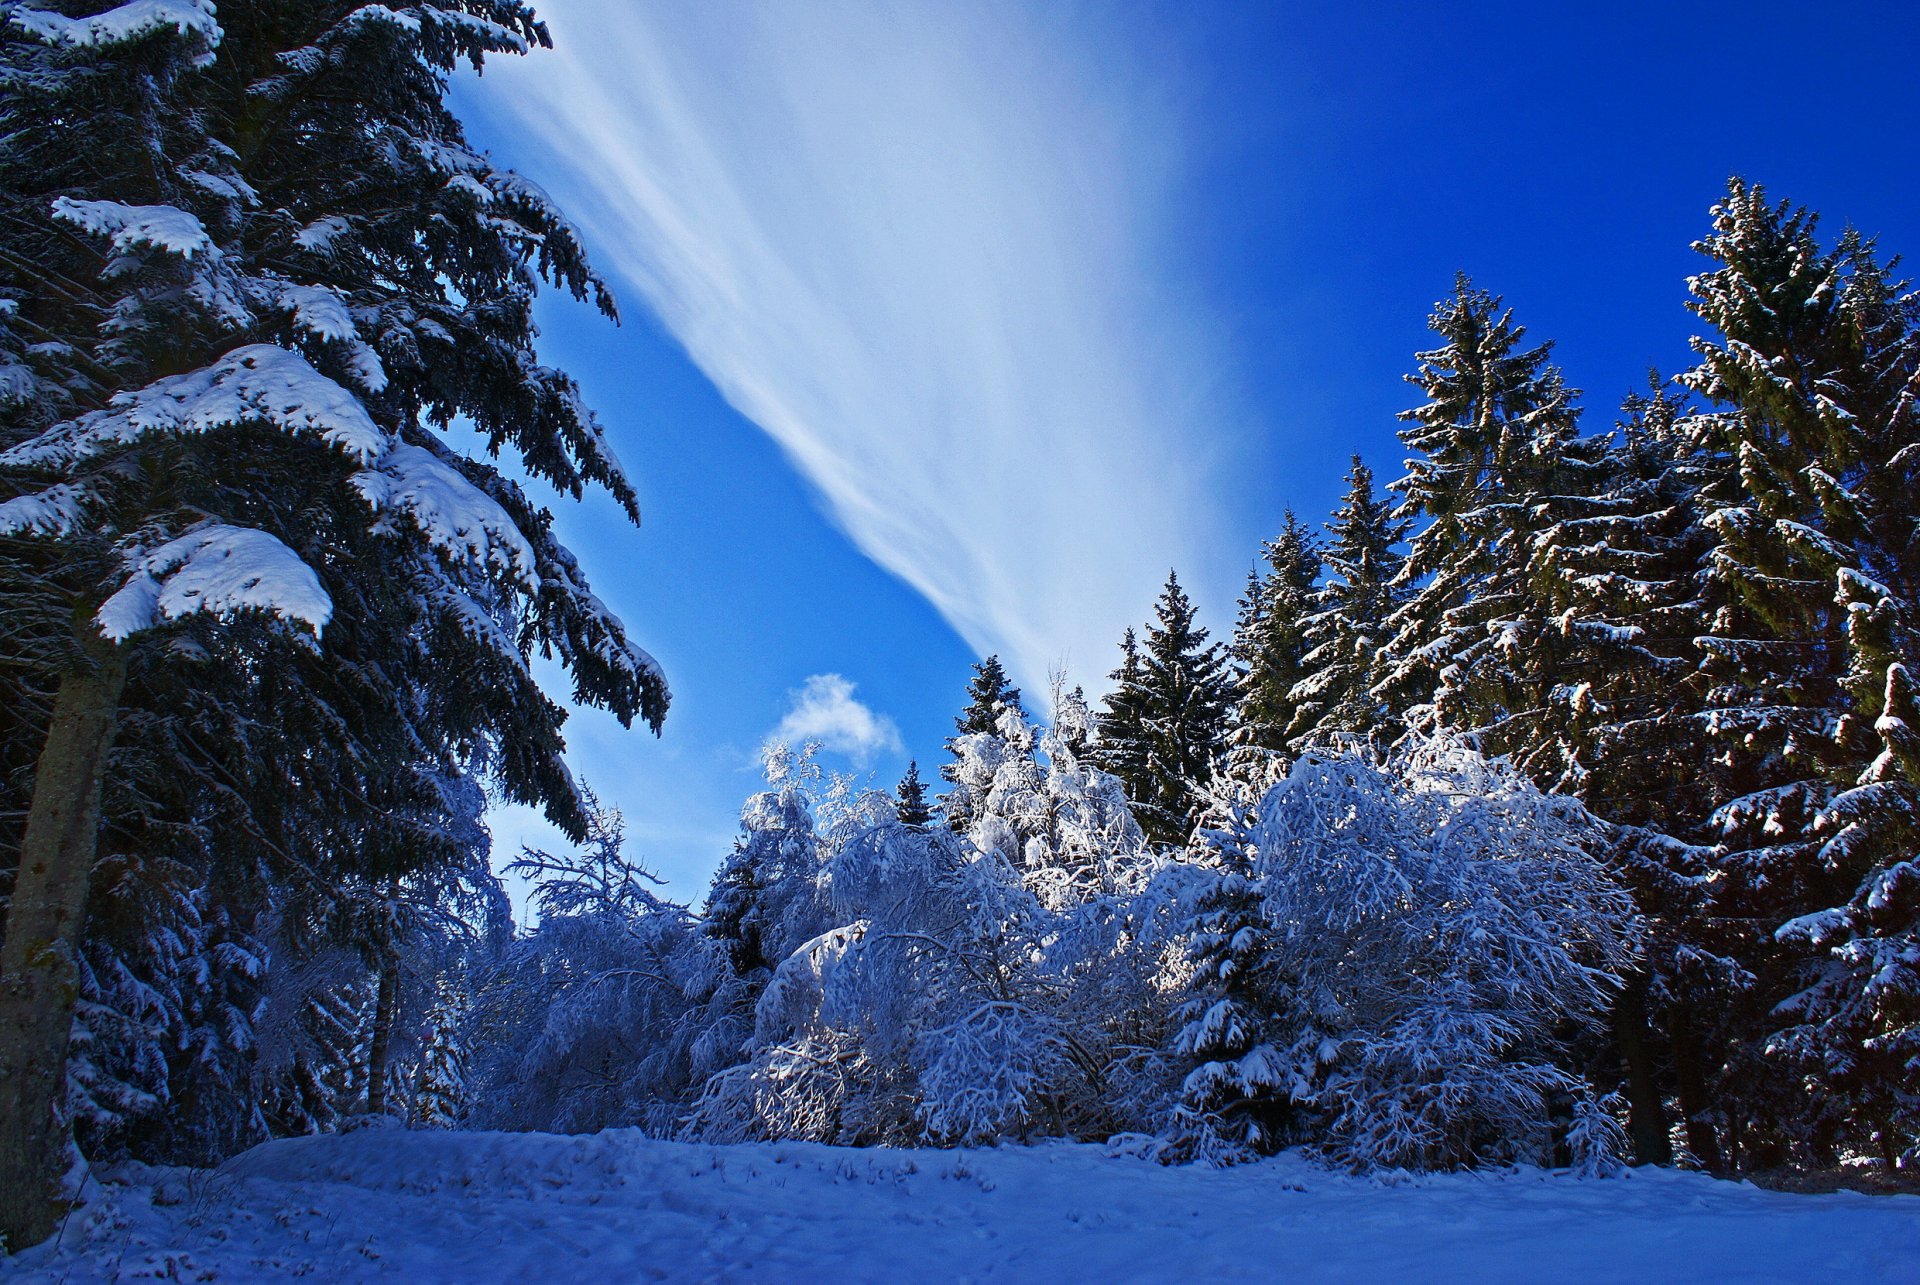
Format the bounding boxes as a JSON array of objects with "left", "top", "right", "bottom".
[
  {"left": 277, "top": 284, "right": 359, "bottom": 343},
  {"left": 292, "top": 215, "right": 351, "bottom": 254},
  {"left": 352, "top": 443, "right": 538, "bottom": 585},
  {"left": 0, "top": 482, "right": 86, "bottom": 536},
  {"left": 1, "top": 344, "right": 386, "bottom": 469},
  {"left": 94, "top": 524, "right": 331, "bottom": 641},
  {"left": 8, "top": 1128, "right": 1917, "bottom": 1282},
  {"left": 6, "top": 0, "right": 219, "bottom": 51},
  {"left": 50, "top": 198, "right": 216, "bottom": 261}
]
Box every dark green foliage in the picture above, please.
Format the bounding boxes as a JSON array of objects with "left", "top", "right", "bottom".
[
  {"left": 896, "top": 760, "right": 932, "bottom": 827},
  {"left": 1288, "top": 456, "right": 1406, "bottom": 747},
  {"left": 1674, "top": 181, "right": 1920, "bottom": 1167},
  {"left": 1097, "top": 573, "right": 1235, "bottom": 847},
  {"left": 1231, "top": 512, "right": 1319, "bottom": 753},
  {"left": 1378, "top": 277, "right": 1611, "bottom": 780},
  {"left": 0, "top": 0, "right": 663, "bottom": 1200}
]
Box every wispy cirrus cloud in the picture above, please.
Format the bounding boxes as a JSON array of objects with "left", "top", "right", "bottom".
[
  {"left": 482, "top": 0, "right": 1237, "bottom": 695},
  {"left": 770, "top": 674, "right": 903, "bottom": 765}
]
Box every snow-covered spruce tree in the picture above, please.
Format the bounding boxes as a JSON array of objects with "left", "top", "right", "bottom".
[
  {"left": 1774, "top": 664, "right": 1920, "bottom": 1169},
  {"left": 1287, "top": 455, "right": 1407, "bottom": 748},
  {"left": 1377, "top": 278, "right": 1610, "bottom": 786},
  {"left": 1096, "top": 572, "right": 1236, "bottom": 847},
  {"left": 0, "top": 1, "right": 664, "bottom": 1245},
  {"left": 703, "top": 744, "right": 830, "bottom": 989},
  {"left": 1231, "top": 511, "right": 1320, "bottom": 754},
  {"left": 466, "top": 798, "right": 736, "bottom": 1135},
  {"left": 1171, "top": 739, "right": 1636, "bottom": 1171},
  {"left": 1677, "top": 181, "right": 1920, "bottom": 1168},
  {"left": 1159, "top": 747, "right": 1296, "bottom": 1164},
  {"left": 939, "top": 655, "right": 1024, "bottom": 832},
  {"left": 895, "top": 759, "right": 932, "bottom": 827},
  {"left": 1525, "top": 378, "right": 1735, "bottom": 1165}
]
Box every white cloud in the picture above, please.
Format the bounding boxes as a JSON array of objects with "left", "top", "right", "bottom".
[
  {"left": 480, "top": 0, "right": 1239, "bottom": 697},
  {"left": 770, "top": 674, "right": 903, "bottom": 764}
]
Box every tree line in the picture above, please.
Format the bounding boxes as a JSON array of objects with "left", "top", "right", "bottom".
[
  {"left": 1085, "top": 191, "right": 1919, "bottom": 1173},
  {"left": 438, "top": 175, "right": 1914, "bottom": 1186}
]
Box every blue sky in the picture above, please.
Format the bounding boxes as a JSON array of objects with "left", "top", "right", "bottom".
[{"left": 458, "top": 0, "right": 1920, "bottom": 910}]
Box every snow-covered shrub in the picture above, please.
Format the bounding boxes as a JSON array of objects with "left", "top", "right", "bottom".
[
  {"left": 1172, "top": 738, "right": 1637, "bottom": 1171},
  {"left": 689, "top": 814, "right": 1068, "bottom": 1146},
  {"left": 466, "top": 802, "right": 741, "bottom": 1135},
  {"left": 1568, "top": 1091, "right": 1631, "bottom": 1177},
  {"left": 687, "top": 704, "right": 1197, "bottom": 1149}
]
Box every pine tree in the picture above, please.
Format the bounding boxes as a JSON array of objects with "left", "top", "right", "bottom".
[
  {"left": 895, "top": 760, "right": 931, "bottom": 827},
  {"left": 1231, "top": 512, "right": 1320, "bottom": 753},
  {"left": 1096, "top": 573, "right": 1235, "bottom": 847},
  {"left": 0, "top": 2, "right": 666, "bottom": 1242},
  {"left": 1288, "top": 456, "right": 1407, "bottom": 747}
]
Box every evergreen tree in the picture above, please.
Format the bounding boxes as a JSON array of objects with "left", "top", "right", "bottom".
[
  {"left": 940, "top": 655, "right": 1024, "bottom": 830},
  {"left": 1164, "top": 764, "right": 1297, "bottom": 1163},
  {"left": 0, "top": 1, "right": 665, "bottom": 1243},
  {"left": 1096, "top": 573, "right": 1235, "bottom": 847},
  {"left": 1288, "top": 456, "right": 1407, "bottom": 747},
  {"left": 895, "top": 760, "right": 931, "bottom": 827},
  {"left": 1530, "top": 379, "right": 1728, "bottom": 1165},
  {"left": 1377, "top": 277, "right": 1609, "bottom": 782},
  {"left": 1231, "top": 511, "right": 1320, "bottom": 753},
  {"left": 1679, "top": 180, "right": 1920, "bottom": 1166},
  {"left": 704, "top": 749, "right": 825, "bottom": 985},
  {"left": 952, "top": 654, "right": 1024, "bottom": 736}
]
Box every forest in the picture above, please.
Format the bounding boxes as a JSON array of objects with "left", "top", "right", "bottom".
[{"left": 1, "top": 0, "right": 1916, "bottom": 1259}]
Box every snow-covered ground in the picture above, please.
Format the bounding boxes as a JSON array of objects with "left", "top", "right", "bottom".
[{"left": 7, "top": 1127, "right": 1918, "bottom": 1282}]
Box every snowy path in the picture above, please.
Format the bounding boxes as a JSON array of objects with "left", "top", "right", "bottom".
[{"left": 8, "top": 1128, "right": 1918, "bottom": 1282}]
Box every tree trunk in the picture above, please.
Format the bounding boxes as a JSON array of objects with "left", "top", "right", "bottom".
[
  {"left": 364, "top": 948, "right": 400, "bottom": 1117},
  {"left": 1614, "top": 973, "right": 1672, "bottom": 1166},
  {"left": 0, "top": 639, "right": 127, "bottom": 1250},
  {"left": 1667, "top": 1003, "right": 1724, "bottom": 1172}
]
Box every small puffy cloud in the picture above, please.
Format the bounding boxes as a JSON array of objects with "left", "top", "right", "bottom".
[{"left": 770, "top": 674, "right": 903, "bottom": 765}]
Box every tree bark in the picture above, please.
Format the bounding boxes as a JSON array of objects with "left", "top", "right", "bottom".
[
  {"left": 1667, "top": 1002, "right": 1724, "bottom": 1173},
  {"left": 0, "top": 637, "right": 127, "bottom": 1250},
  {"left": 1614, "top": 973, "right": 1672, "bottom": 1166},
  {"left": 364, "top": 948, "right": 400, "bottom": 1117}
]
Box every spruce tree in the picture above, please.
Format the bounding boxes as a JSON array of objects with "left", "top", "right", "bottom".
[
  {"left": 895, "top": 760, "right": 931, "bottom": 827},
  {"left": 953, "top": 654, "right": 1024, "bottom": 736},
  {"left": 1679, "top": 180, "right": 1920, "bottom": 1166},
  {"left": 1231, "top": 511, "right": 1320, "bottom": 753},
  {"left": 1288, "top": 456, "right": 1407, "bottom": 747},
  {"left": 940, "top": 655, "right": 1024, "bottom": 830},
  {"left": 1377, "top": 275, "right": 1609, "bottom": 783},
  {"left": 1096, "top": 572, "right": 1234, "bottom": 847},
  {"left": 1532, "top": 379, "right": 1731, "bottom": 1165},
  {"left": 0, "top": 1, "right": 665, "bottom": 1243}
]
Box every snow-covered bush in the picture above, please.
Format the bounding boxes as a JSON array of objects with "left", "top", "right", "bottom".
[
  {"left": 466, "top": 801, "right": 741, "bottom": 1135},
  {"left": 687, "top": 722, "right": 1166, "bottom": 1147},
  {"left": 1172, "top": 738, "right": 1638, "bottom": 1170}
]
